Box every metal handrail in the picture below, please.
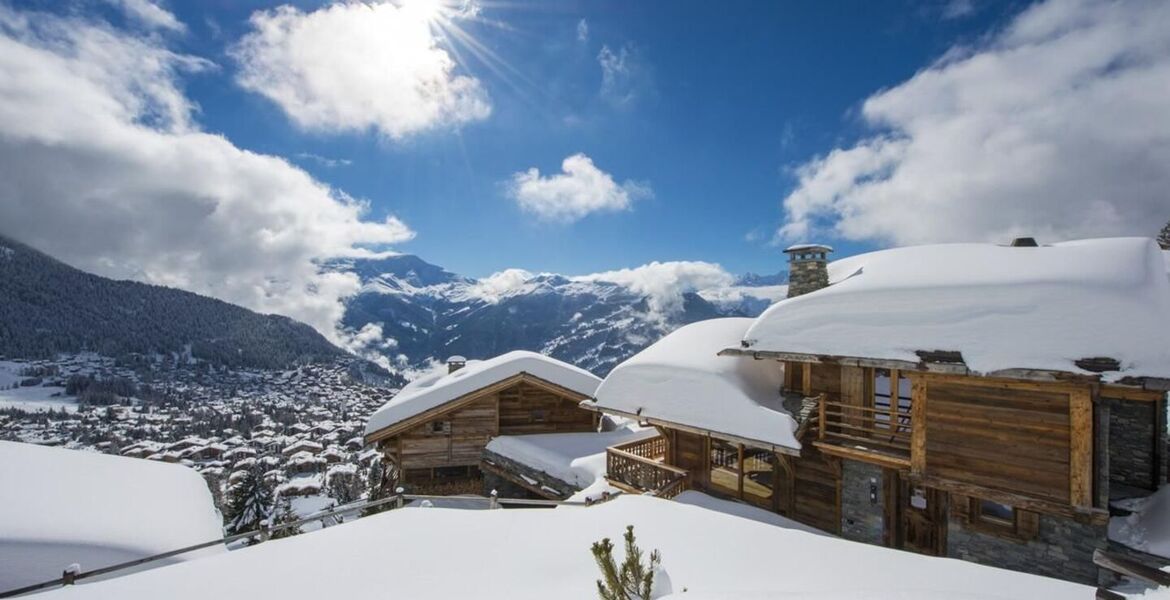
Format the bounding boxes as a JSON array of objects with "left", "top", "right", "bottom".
[{"left": 0, "top": 492, "right": 592, "bottom": 598}]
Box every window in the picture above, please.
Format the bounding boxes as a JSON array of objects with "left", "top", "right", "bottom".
[
  {"left": 964, "top": 496, "right": 1038, "bottom": 540},
  {"left": 708, "top": 439, "right": 741, "bottom": 495},
  {"left": 742, "top": 448, "right": 777, "bottom": 506},
  {"left": 872, "top": 369, "right": 912, "bottom": 434},
  {"left": 430, "top": 420, "right": 450, "bottom": 434},
  {"left": 530, "top": 409, "right": 546, "bottom": 423},
  {"left": 975, "top": 499, "right": 1015, "bottom": 525}
]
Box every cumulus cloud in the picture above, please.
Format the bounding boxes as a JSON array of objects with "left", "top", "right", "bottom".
[
  {"left": 465, "top": 268, "right": 534, "bottom": 303},
  {"left": 232, "top": 1, "right": 491, "bottom": 139},
  {"left": 572, "top": 261, "right": 734, "bottom": 323},
  {"left": 0, "top": 6, "right": 414, "bottom": 348},
  {"left": 779, "top": 0, "right": 1170, "bottom": 246},
  {"left": 576, "top": 18, "right": 588, "bottom": 43},
  {"left": 597, "top": 43, "right": 653, "bottom": 109},
  {"left": 107, "top": 0, "right": 184, "bottom": 32},
  {"left": 507, "top": 153, "right": 651, "bottom": 223}
]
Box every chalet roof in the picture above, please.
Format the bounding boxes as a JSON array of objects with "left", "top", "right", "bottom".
[
  {"left": 364, "top": 351, "right": 601, "bottom": 439},
  {"left": 739, "top": 237, "right": 1170, "bottom": 385},
  {"left": 588, "top": 318, "right": 800, "bottom": 452}
]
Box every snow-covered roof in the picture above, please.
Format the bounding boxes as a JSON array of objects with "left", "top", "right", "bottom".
[
  {"left": 784, "top": 243, "right": 833, "bottom": 253},
  {"left": 0, "top": 442, "right": 224, "bottom": 591},
  {"left": 365, "top": 351, "right": 601, "bottom": 438},
  {"left": 743, "top": 238, "right": 1170, "bottom": 382},
  {"left": 485, "top": 427, "right": 655, "bottom": 489},
  {"left": 32, "top": 495, "right": 1089, "bottom": 600},
  {"left": 589, "top": 318, "right": 800, "bottom": 451}
]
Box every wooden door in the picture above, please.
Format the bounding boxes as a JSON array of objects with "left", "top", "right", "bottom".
[{"left": 892, "top": 475, "right": 948, "bottom": 556}]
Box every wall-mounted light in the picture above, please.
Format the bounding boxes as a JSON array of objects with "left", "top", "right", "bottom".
[{"left": 869, "top": 477, "right": 878, "bottom": 505}]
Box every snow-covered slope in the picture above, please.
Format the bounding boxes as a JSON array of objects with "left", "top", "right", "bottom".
[
  {"left": 34, "top": 495, "right": 1090, "bottom": 599},
  {"left": 332, "top": 255, "right": 787, "bottom": 375}
]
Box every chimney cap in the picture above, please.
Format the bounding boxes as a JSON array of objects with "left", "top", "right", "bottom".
[
  {"left": 1009, "top": 237, "right": 1039, "bottom": 247},
  {"left": 446, "top": 355, "right": 467, "bottom": 364},
  {"left": 784, "top": 243, "right": 834, "bottom": 254}
]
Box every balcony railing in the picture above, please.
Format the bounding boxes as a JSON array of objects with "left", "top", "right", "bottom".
[
  {"left": 816, "top": 396, "right": 913, "bottom": 465},
  {"left": 606, "top": 437, "right": 689, "bottom": 497}
]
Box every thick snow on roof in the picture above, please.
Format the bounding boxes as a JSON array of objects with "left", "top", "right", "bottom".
[
  {"left": 1109, "top": 486, "right": 1170, "bottom": 560},
  {"left": 35, "top": 494, "right": 1090, "bottom": 600},
  {"left": 590, "top": 318, "right": 799, "bottom": 450},
  {"left": 745, "top": 238, "right": 1170, "bottom": 381},
  {"left": 485, "top": 426, "right": 655, "bottom": 488},
  {"left": 0, "top": 442, "right": 223, "bottom": 590},
  {"left": 365, "top": 351, "right": 601, "bottom": 437}
]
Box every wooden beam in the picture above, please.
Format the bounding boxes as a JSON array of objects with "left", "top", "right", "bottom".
[
  {"left": 812, "top": 441, "right": 911, "bottom": 470},
  {"left": 910, "top": 377, "right": 927, "bottom": 476},
  {"left": 802, "top": 363, "right": 813, "bottom": 396},
  {"left": 908, "top": 474, "right": 1109, "bottom": 525},
  {"left": 1093, "top": 549, "right": 1170, "bottom": 587},
  {"left": 1070, "top": 387, "right": 1093, "bottom": 508}
]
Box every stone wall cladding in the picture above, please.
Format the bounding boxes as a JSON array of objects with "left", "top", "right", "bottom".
[
  {"left": 840, "top": 460, "right": 886, "bottom": 545},
  {"left": 786, "top": 260, "right": 829, "bottom": 298},
  {"left": 947, "top": 513, "right": 1106, "bottom": 585},
  {"left": 1108, "top": 398, "right": 1158, "bottom": 490}
]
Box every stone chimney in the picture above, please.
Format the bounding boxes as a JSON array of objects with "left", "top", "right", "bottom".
[
  {"left": 784, "top": 244, "right": 833, "bottom": 298},
  {"left": 446, "top": 355, "right": 467, "bottom": 374}
]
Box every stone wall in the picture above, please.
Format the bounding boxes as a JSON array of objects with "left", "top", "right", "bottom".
[
  {"left": 946, "top": 513, "right": 1106, "bottom": 585},
  {"left": 786, "top": 259, "right": 829, "bottom": 298},
  {"left": 840, "top": 460, "right": 886, "bottom": 545},
  {"left": 1108, "top": 398, "right": 1158, "bottom": 490}
]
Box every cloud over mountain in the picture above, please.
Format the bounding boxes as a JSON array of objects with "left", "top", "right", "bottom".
[
  {"left": 779, "top": 0, "right": 1170, "bottom": 246},
  {"left": 0, "top": 5, "right": 413, "bottom": 346}
]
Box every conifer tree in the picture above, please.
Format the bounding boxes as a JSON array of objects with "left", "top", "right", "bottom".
[
  {"left": 1158, "top": 220, "right": 1170, "bottom": 250},
  {"left": 268, "top": 497, "right": 302, "bottom": 540},
  {"left": 224, "top": 468, "right": 274, "bottom": 538},
  {"left": 591, "top": 525, "right": 661, "bottom": 600},
  {"left": 362, "top": 460, "right": 396, "bottom": 516}
]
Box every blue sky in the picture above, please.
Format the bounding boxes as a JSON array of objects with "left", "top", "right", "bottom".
[
  {"left": 163, "top": 0, "right": 1023, "bottom": 278},
  {"left": 2, "top": 0, "right": 1166, "bottom": 340}
]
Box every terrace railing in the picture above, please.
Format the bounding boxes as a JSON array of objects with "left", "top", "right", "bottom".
[
  {"left": 816, "top": 395, "right": 912, "bottom": 466},
  {"left": 606, "top": 440, "right": 689, "bottom": 497},
  {"left": 612, "top": 434, "right": 667, "bottom": 462}
]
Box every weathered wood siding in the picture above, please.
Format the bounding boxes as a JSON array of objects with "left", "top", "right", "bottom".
[
  {"left": 672, "top": 430, "right": 708, "bottom": 488},
  {"left": 922, "top": 379, "right": 1074, "bottom": 505},
  {"left": 778, "top": 445, "right": 841, "bottom": 534},
  {"left": 497, "top": 381, "right": 596, "bottom": 435},
  {"left": 400, "top": 396, "right": 497, "bottom": 469}
]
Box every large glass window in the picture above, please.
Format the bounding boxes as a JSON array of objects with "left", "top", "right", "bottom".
[
  {"left": 742, "top": 448, "right": 777, "bottom": 506},
  {"left": 873, "top": 369, "right": 912, "bottom": 434},
  {"left": 709, "top": 439, "right": 740, "bottom": 495}
]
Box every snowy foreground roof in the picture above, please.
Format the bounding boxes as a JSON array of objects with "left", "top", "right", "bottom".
[
  {"left": 743, "top": 238, "right": 1170, "bottom": 383},
  {"left": 0, "top": 442, "right": 223, "bottom": 591},
  {"left": 589, "top": 318, "right": 800, "bottom": 451},
  {"left": 34, "top": 495, "right": 1090, "bottom": 600},
  {"left": 365, "top": 351, "right": 601, "bottom": 438}
]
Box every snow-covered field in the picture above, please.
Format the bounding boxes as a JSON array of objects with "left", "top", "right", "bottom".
[
  {"left": 0, "top": 384, "right": 76, "bottom": 413},
  {"left": 34, "top": 494, "right": 1090, "bottom": 599}
]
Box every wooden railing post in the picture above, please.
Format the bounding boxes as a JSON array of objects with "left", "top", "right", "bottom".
[
  {"left": 818, "top": 393, "right": 826, "bottom": 441},
  {"left": 395, "top": 487, "right": 405, "bottom": 509},
  {"left": 489, "top": 489, "right": 499, "bottom": 510},
  {"left": 258, "top": 520, "right": 270, "bottom": 543}
]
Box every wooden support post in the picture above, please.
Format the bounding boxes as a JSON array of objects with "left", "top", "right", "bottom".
[
  {"left": 258, "top": 520, "right": 270, "bottom": 543},
  {"left": 1070, "top": 388, "right": 1093, "bottom": 507},
  {"left": 490, "top": 489, "right": 499, "bottom": 509},
  {"left": 910, "top": 378, "right": 927, "bottom": 476},
  {"left": 395, "top": 487, "right": 405, "bottom": 509},
  {"left": 737, "top": 444, "right": 745, "bottom": 499},
  {"left": 888, "top": 368, "right": 899, "bottom": 433},
  {"left": 818, "top": 393, "right": 826, "bottom": 442},
  {"left": 802, "top": 363, "right": 813, "bottom": 397}
]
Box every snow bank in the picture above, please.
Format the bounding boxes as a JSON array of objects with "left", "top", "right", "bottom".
[
  {"left": 365, "top": 351, "right": 601, "bottom": 437},
  {"left": 673, "top": 491, "right": 831, "bottom": 537},
  {"left": 0, "top": 441, "right": 224, "bottom": 591},
  {"left": 36, "top": 495, "right": 1090, "bottom": 600},
  {"left": 1109, "top": 486, "right": 1170, "bottom": 559},
  {"left": 744, "top": 238, "right": 1170, "bottom": 381},
  {"left": 590, "top": 318, "right": 799, "bottom": 450},
  {"left": 485, "top": 426, "right": 655, "bottom": 488}
]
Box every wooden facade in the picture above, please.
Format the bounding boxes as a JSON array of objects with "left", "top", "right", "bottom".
[{"left": 366, "top": 374, "right": 599, "bottom": 493}]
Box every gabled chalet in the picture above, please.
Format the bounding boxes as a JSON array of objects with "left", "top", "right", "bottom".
[
  {"left": 363, "top": 351, "right": 602, "bottom": 495},
  {"left": 588, "top": 237, "right": 1170, "bottom": 585}
]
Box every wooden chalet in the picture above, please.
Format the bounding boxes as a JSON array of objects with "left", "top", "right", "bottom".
[
  {"left": 363, "top": 351, "right": 602, "bottom": 495},
  {"left": 587, "top": 238, "right": 1170, "bottom": 585}
]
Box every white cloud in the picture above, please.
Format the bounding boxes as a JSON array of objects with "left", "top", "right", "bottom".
[
  {"left": 507, "top": 153, "right": 650, "bottom": 223},
  {"left": 464, "top": 268, "right": 535, "bottom": 303},
  {"left": 597, "top": 43, "right": 652, "bottom": 109},
  {"left": 576, "top": 18, "right": 588, "bottom": 43},
  {"left": 779, "top": 0, "right": 1170, "bottom": 247},
  {"left": 232, "top": 1, "right": 491, "bottom": 139},
  {"left": 107, "top": 0, "right": 184, "bottom": 32},
  {"left": 0, "top": 6, "right": 414, "bottom": 347},
  {"left": 572, "top": 261, "right": 734, "bottom": 323}
]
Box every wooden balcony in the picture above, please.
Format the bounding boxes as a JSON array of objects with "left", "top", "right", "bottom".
[
  {"left": 606, "top": 435, "right": 689, "bottom": 498},
  {"left": 814, "top": 396, "right": 913, "bottom": 469}
]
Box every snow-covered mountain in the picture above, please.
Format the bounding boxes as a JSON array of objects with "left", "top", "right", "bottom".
[{"left": 330, "top": 255, "right": 787, "bottom": 375}]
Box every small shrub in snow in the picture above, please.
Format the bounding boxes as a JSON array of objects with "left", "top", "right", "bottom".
[{"left": 591, "top": 525, "right": 661, "bottom": 600}]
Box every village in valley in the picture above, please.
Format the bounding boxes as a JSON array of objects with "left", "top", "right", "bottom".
[{"left": 3, "top": 0, "right": 1170, "bottom": 598}]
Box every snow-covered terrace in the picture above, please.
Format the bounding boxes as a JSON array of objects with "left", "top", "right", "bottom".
[
  {"left": 364, "top": 350, "right": 602, "bottom": 439},
  {"left": 31, "top": 494, "right": 1091, "bottom": 600},
  {"left": 586, "top": 318, "right": 801, "bottom": 453},
  {"left": 734, "top": 237, "right": 1170, "bottom": 387}
]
